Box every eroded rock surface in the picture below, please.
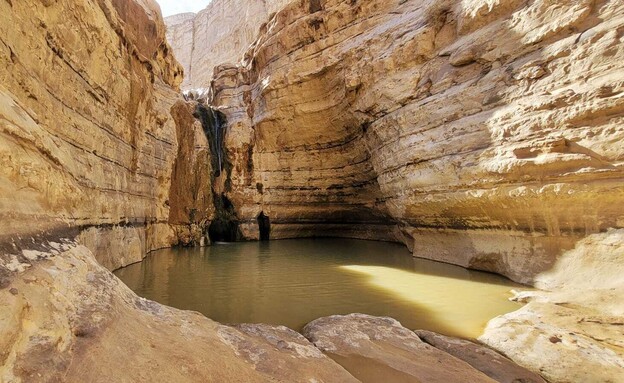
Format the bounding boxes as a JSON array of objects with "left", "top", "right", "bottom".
[
  {"left": 415, "top": 330, "right": 546, "bottom": 383},
  {"left": 1, "top": 0, "right": 623, "bottom": 382},
  {"left": 165, "top": 0, "right": 293, "bottom": 90},
  {"left": 481, "top": 229, "right": 624, "bottom": 383},
  {"left": 167, "top": 101, "right": 215, "bottom": 246},
  {"left": 230, "top": 323, "right": 358, "bottom": 382},
  {"left": 0, "top": 245, "right": 358, "bottom": 382},
  {"left": 303, "top": 314, "right": 497, "bottom": 383},
  {"left": 206, "top": 0, "right": 624, "bottom": 283},
  {"left": 0, "top": 0, "right": 211, "bottom": 268}
]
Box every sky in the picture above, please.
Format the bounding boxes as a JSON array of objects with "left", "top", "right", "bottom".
[{"left": 156, "top": 0, "right": 213, "bottom": 17}]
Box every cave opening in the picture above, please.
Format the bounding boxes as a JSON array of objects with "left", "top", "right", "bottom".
[
  {"left": 208, "top": 218, "right": 239, "bottom": 243},
  {"left": 257, "top": 212, "right": 271, "bottom": 241},
  {"left": 208, "top": 194, "right": 241, "bottom": 243}
]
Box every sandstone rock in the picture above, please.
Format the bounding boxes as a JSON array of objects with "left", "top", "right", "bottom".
[
  {"left": 0, "top": 244, "right": 360, "bottom": 382},
  {"left": 480, "top": 229, "right": 624, "bottom": 383},
  {"left": 167, "top": 101, "right": 215, "bottom": 246},
  {"left": 0, "top": 0, "right": 198, "bottom": 267},
  {"left": 0, "top": 0, "right": 226, "bottom": 268},
  {"left": 231, "top": 323, "right": 359, "bottom": 382},
  {"left": 205, "top": 0, "right": 624, "bottom": 283},
  {"left": 303, "top": 314, "right": 497, "bottom": 383},
  {"left": 165, "top": 0, "right": 294, "bottom": 90},
  {"left": 1, "top": 0, "right": 623, "bottom": 381},
  {"left": 415, "top": 330, "right": 546, "bottom": 383}
]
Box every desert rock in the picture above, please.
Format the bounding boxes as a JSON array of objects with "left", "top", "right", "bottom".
[
  {"left": 205, "top": 0, "right": 624, "bottom": 284},
  {"left": 165, "top": 0, "right": 293, "bottom": 90},
  {"left": 480, "top": 229, "right": 624, "bottom": 383},
  {"left": 303, "top": 314, "right": 497, "bottom": 383},
  {"left": 415, "top": 330, "right": 546, "bottom": 383}
]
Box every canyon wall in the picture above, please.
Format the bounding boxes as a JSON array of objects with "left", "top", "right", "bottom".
[
  {"left": 0, "top": 4, "right": 549, "bottom": 381},
  {"left": 165, "top": 0, "right": 293, "bottom": 90},
  {"left": 205, "top": 0, "right": 624, "bottom": 284},
  {"left": 0, "top": 0, "right": 622, "bottom": 381},
  {"left": 0, "top": 0, "right": 214, "bottom": 270}
]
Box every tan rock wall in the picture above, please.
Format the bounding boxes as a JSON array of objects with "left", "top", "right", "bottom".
[
  {"left": 167, "top": 101, "right": 215, "bottom": 246},
  {"left": 207, "top": 0, "right": 624, "bottom": 283},
  {"left": 481, "top": 229, "right": 624, "bottom": 382},
  {"left": 165, "top": 0, "right": 294, "bottom": 90},
  {"left": 0, "top": 0, "right": 202, "bottom": 268}
]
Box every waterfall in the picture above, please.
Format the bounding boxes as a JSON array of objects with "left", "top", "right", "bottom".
[
  {"left": 194, "top": 104, "right": 226, "bottom": 177},
  {"left": 211, "top": 108, "right": 223, "bottom": 175}
]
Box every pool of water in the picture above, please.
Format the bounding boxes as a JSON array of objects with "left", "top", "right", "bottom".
[{"left": 114, "top": 239, "right": 522, "bottom": 339}]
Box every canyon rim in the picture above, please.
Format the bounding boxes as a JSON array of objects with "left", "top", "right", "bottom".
[{"left": 1, "top": 0, "right": 623, "bottom": 382}]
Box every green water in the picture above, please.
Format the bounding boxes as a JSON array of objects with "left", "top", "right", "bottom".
[{"left": 114, "top": 239, "right": 522, "bottom": 338}]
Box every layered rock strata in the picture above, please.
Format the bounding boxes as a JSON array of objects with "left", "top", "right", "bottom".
[
  {"left": 1, "top": 0, "right": 623, "bottom": 382},
  {"left": 0, "top": 0, "right": 215, "bottom": 268},
  {"left": 206, "top": 0, "right": 624, "bottom": 283},
  {"left": 165, "top": 0, "right": 293, "bottom": 90}
]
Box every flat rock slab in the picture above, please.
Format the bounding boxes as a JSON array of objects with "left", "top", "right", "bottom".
[
  {"left": 229, "top": 323, "right": 359, "bottom": 382},
  {"left": 415, "top": 330, "right": 547, "bottom": 383},
  {"left": 303, "top": 314, "right": 497, "bottom": 383}
]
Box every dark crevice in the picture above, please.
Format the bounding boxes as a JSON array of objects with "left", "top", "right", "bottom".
[
  {"left": 309, "top": 0, "right": 323, "bottom": 13},
  {"left": 193, "top": 104, "right": 242, "bottom": 242},
  {"left": 194, "top": 104, "right": 227, "bottom": 177},
  {"left": 208, "top": 194, "right": 241, "bottom": 242},
  {"left": 257, "top": 212, "right": 271, "bottom": 241}
]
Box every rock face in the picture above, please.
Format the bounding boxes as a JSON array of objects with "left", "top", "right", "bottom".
[
  {"left": 0, "top": 0, "right": 219, "bottom": 268},
  {"left": 0, "top": 0, "right": 191, "bottom": 269},
  {"left": 205, "top": 0, "right": 624, "bottom": 284},
  {"left": 480, "top": 229, "right": 624, "bottom": 383},
  {"left": 0, "top": 244, "right": 358, "bottom": 382},
  {"left": 167, "top": 101, "right": 215, "bottom": 246},
  {"left": 303, "top": 314, "right": 499, "bottom": 383},
  {"left": 165, "top": 0, "right": 293, "bottom": 90},
  {"left": 1, "top": 0, "right": 623, "bottom": 382},
  {"left": 415, "top": 330, "right": 546, "bottom": 383}
]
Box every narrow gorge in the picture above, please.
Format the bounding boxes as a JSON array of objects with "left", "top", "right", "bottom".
[{"left": 1, "top": 0, "right": 623, "bottom": 382}]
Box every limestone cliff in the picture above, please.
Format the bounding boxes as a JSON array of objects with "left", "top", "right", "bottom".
[
  {"left": 0, "top": 0, "right": 214, "bottom": 269},
  {"left": 1, "top": 0, "right": 623, "bottom": 381},
  {"left": 165, "top": 0, "right": 293, "bottom": 90},
  {"left": 0, "top": 1, "right": 359, "bottom": 380},
  {"left": 206, "top": 0, "right": 624, "bottom": 284},
  {"left": 192, "top": 1, "right": 624, "bottom": 379}
]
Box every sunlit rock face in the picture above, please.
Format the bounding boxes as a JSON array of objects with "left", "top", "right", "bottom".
[
  {"left": 481, "top": 229, "right": 624, "bottom": 383},
  {"left": 0, "top": 1, "right": 356, "bottom": 380},
  {"left": 0, "top": 0, "right": 210, "bottom": 269},
  {"left": 204, "top": 0, "right": 624, "bottom": 283},
  {"left": 164, "top": 0, "right": 293, "bottom": 90}
]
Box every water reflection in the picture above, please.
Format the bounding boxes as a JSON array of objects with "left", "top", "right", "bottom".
[{"left": 115, "top": 239, "right": 522, "bottom": 338}]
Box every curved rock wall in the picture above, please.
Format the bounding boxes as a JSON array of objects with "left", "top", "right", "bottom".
[{"left": 208, "top": 0, "right": 624, "bottom": 283}]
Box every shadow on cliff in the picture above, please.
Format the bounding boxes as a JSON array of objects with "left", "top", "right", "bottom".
[{"left": 343, "top": 0, "right": 624, "bottom": 282}]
